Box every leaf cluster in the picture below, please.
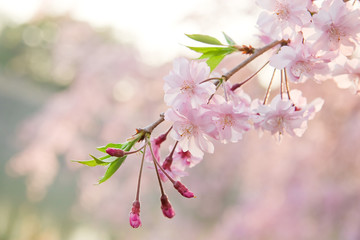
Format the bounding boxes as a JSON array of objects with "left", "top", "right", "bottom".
[
  {"left": 74, "top": 141, "right": 136, "bottom": 184},
  {"left": 185, "top": 33, "right": 238, "bottom": 71}
]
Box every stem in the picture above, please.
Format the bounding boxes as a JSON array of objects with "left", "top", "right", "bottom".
[
  {"left": 148, "top": 140, "right": 176, "bottom": 184},
  {"left": 153, "top": 157, "right": 165, "bottom": 196},
  {"left": 222, "top": 83, "right": 229, "bottom": 101},
  {"left": 200, "top": 77, "right": 221, "bottom": 84},
  {"left": 146, "top": 138, "right": 165, "bottom": 195},
  {"left": 263, "top": 68, "right": 276, "bottom": 105},
  {"left": 284, "top": 68, "right": 291, "bottom": 100},
  {"left": 135, "top": 143, "right": 147, "bottom": 201},
  {"left": 168, "top": 141, "right": 179, "bottom": 159},
  {"left": 222, "top": 39, "right": 286, "bottom": 81},
  {"left": 232, "top": 61, "right": 269, "bottom": 91},
  {"left": 280, "top": 69, "right": 284, "bottom": 100},
  {"left": 125, "top": 144, "right": 146, "bottom": 155}
]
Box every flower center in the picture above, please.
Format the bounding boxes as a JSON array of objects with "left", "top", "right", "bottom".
[
  {"left": 180, "top": 82, "right": 195, "bottom": 94},
  {"left": 275, "top": 3, "right": 289, "bottom": 21},
  {"left": 221, "top": 114, "right": 233, "bottom": 130},
  {"left": 328, "top": 24, "right": 344, "bottom": 42},
  {"left": 291, "top": 61, "right": 311, "bottom": 79},
  {"left": 180, "top": 124, "right": 195, "bottom": 138}
]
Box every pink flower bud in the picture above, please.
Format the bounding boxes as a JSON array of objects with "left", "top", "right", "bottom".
[
  {"left": 106, "top": 148, "right": 125, "bottom": 157},
  {"left": 162, "top": 156, "right": 172, "bottom": 170},
  {"left": 129, "top": 200, "right": 141, "bottom": 228},
  {"left": 173, "top": 181, "right": 194, "bottom": 198},
  {"left": 160, "top": 195, "right": 175, "bottom": 218},
  {"left": 154, "top": 133, "right": 167, "bottom": 145},
  {"left": 129, "top": 212, "right": 141, "bottom": 228}
]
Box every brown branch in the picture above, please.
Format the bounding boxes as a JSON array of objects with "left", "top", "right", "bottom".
[
  {"left": 222, "top": 39, "right": 288, "bottom": 81},
  {"left": 138, "top": 113, "right": 165, "bottom": 134}
]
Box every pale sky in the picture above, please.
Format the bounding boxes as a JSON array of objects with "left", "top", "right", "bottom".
[{"left": 0, "top": 0, "right": 260, "bottom": 65}]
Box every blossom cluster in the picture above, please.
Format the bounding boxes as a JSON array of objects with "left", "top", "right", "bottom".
[
  {"left": 81, "top": 0, "right": 360, "bottom": 228},
  {"left": 257, "top": 0, "right": 360, "bottom": 90}
]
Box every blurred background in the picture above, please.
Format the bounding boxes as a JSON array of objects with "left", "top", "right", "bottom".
[{"left": 1, "top": 0, "right": 360, "bottom": 239}]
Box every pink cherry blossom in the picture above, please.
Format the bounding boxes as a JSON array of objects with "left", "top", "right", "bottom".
[
  {"left": 270, "top": 41, "right": 330, "bottom": 83},
  {"left": 172, "top": 145, "right": 203, "bottom": 169},
  {"left": 311, "top": 0, "right": 360, "bottom": 55},
  {"left": 223, "top": 81, "right": 252, "bottom": 107},
  {"left": 256, "top": 0, "right": 312, "bottom": 40},
  {"left": 159, "top": 156, "right": 188, "bottom": 182},
  {"left": 333, "top": 56, "right": 360, "bottom": 94},
  {"left": 165, "top": 107, "right": 215, "bottom": 156},
  {"left": 204, "top": 95, "right": 251, "bottom": 143},
  {"left": 163, "top": 57, "right": 216, "bottom": 110},
  {"left": 252, "top": 90, "right": 323, "bottom": 139}
]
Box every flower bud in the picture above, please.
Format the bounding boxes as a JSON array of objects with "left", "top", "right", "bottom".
[
  {"left": 106, "top": 148, "right": 125, "bottom": 157},
  {"left": 162, "top": 155, "right": 173, "bottom": 170},
  {"left": 160, "top": 195, "right": 175, "bottom": 218},
  {"left": 154, "top": 133, "right": 167, "bottom": 145},
  {"left": 173, "top": 181, "right": 194, "bottom": 198},
  {"left": 129, "top": 200, "right": 141, "bottom": 228}
]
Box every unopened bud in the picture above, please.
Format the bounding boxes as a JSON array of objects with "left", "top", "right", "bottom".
[
  {"left": 129, "top": 200, "right": 141, "bottom": 228},
  {"left": 106, "top": 148, "right": 125, "bottom": 157},
  {"left": 154, "top": 133, "right": 167, "bottom": 145},
  {"left": 160, "top": 195, "right": 175, "bottom": 218},
  {"left": 173, "top": 181, "right": 194, "bottom": 198},
  {"left": 162, "top": 156, "right": 173, "bottom": 170}
]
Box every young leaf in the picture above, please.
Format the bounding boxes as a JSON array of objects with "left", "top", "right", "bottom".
[
  {"left": 97, "top": 139, "right": 137, "bottom": 184},
  {"left": 186, "top": 46, "right": 229, "bottom": 54},
  {"left": 98, "top": 156, "right": 127, "bottom": 184},
  {"left": 73, "top": 155, "right": 118, "bottom": 167},
  {"left": 206, "top": 54, "right": 227, "bottom": 72},
  {"left": 223, "top": 32, "right": 236, "bottom": 45},
  {"left": 198, "top": 47, "right": 236, "bottom": 59},
  {"left": 97, "top": 143, "right": 124, "bottom": 153},
  {"left": 186, "top": 34, "right": 223, "bottom": 45},
  {"left": 73, "top": 159, "right": 100, "bottom": 167}
]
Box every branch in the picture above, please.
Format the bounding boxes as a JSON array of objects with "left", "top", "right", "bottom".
[
  {"left": 222, "top": 39, "right": 288, "bottom": 81},
  {"left": 138, "top": 113, "right": 165, "bottom": 134}
]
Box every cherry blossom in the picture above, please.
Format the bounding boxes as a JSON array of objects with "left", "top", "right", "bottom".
[
  {"left": 172, "top": 145, "right": 203, "bottom": 169},
  {"left": 256, "top": 0, "right": 312, "bottom": 40},
  {"left": 270, "top": 41, "right": 330, "bottom": 83},
  {"left": 223, "top": 81, "right": 252, "bottom": 107},
  {"left": 163, "top": 57, "right": 216, "bottom": 110},
  {"left": 311, "top": 0, "right": 360, "bottom": 55},
  {"left": 165, "top": 107, "right": 215, "bottom": 156},
  {"left": 204, "top": 95, "right": 251, "bottom": 143},
  {"left": 252, "top": 90, "right": 323, "bottom": 139},
  {"left": 333, "top": 56, "right": 360, "bottom": 94}
]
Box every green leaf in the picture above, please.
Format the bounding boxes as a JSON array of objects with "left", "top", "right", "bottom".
[
  {"left": 186, "top": 34, "right": 223, "bottom": 45},
  {"left": 198, "top": 48, "right": 236, "bottom": 59},
  {"left": 98, "top": 156, "right": 127, "bottom": 184},
  {"left": 97, "top": 143, "right": 124, "bottom": 153},
  {"left": 223, "top": 32, "right": 236, "bottom": 45},
  {"left": 73, "top": 159, "right": 99, "bottom": 167},
  {"left": 206, "top": 54, "right": 227, "bottom": 72},
  {"left": 73, "top": 154, "right": 118, "bottom": 167},
  {"left": 97, "top": 139, "right": 137, "bottom": 184},
  {"left": 186, "top": 46, "right": 228, "bottom": 54}
]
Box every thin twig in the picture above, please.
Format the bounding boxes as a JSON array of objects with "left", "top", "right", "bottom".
[
  {"left": 135, "top": 144, "right": 147, "bottom": 201},
  {"left": 263, "top": 68, "right": 277, "bottom": 105},
  {"left": 284, "top": 68, "right": 291, "bottom": 100}
]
